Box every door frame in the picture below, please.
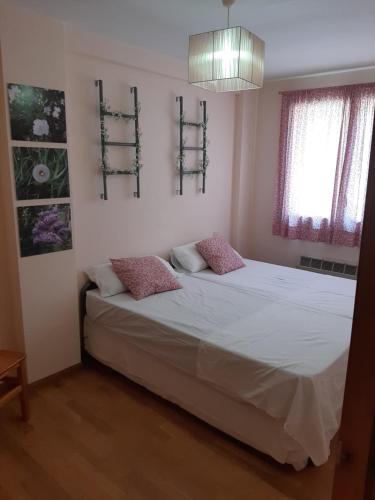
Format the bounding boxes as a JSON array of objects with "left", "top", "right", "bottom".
[{"left": 332, "top": 118, "right": 375, "bottom": 500}]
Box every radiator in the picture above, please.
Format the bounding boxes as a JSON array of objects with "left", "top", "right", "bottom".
[{"left": 297, "top": 256, "right": 357, "bottom": 280}]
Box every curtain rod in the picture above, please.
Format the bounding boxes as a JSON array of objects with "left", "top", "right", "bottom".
[{"left": 278, "top": 81, "right": 375, "bottom": 95}]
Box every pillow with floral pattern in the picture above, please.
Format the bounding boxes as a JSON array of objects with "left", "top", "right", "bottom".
[
  {"left": 195, "top": 236, "right": 245, "bottom": 275},
  {"left": 111, "top": 256, "right": 182, "bottom": 300}
]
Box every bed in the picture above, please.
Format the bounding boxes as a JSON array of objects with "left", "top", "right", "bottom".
[{"left": 81, "top": 259, "right": 356, "bottom": 470}]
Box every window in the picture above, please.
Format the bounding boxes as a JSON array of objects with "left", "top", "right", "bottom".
[{"left": 273, "top": 84, "right": 375, "bottom": 247}]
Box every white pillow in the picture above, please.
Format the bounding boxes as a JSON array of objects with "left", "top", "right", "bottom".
[
  {"left": 155, "top": 256, "right": 180, "bottom": 277},
  {"left": 87, "top": 257, "right": 178, "bottom": 298},
  {"left": 86, "top": 263, "right": 127, "bottom": 298},
  {"left": 170, "top": 242, "right": 208, "bottom": 273}
]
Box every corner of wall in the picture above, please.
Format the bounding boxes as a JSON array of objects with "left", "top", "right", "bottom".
[
  {"left": 0, "top": 42, "right": 25, "bottom": 351},
  {"left": 230, "top": 90, "right": 260, "bottom": 258}
]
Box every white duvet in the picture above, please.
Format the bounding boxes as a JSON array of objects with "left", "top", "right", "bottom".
[{"left": 86, "top": 259, "right": 356, "bottom": 466}]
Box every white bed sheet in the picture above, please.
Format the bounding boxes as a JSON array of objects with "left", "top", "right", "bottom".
[
  {"left": 190, "top": 259, "right": 355, "bottom": 318},
  {"left": 85, "top": 318, "right": 309, "bottom": 470},
  {"left": 85, "top": 260, "right": 355, "bottom": 466}
]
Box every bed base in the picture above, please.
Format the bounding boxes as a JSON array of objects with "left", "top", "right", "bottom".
[{"left": 79, "top": 281, "right": 309, "bottom": 471}]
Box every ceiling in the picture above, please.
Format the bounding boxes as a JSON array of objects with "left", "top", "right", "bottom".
[{"left": 9, "top": 0, "right": 375, "bottom": 79}]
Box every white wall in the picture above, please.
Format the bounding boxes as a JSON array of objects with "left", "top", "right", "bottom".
[
  {"left": 231, "top": 91, "right": 259, "bottom": 258},
  {"left": 65, "top": 27, "right": 235, "bottom": 276},
  {"left": 244, "top": 68, "right": 375, "bottom": 268},
  {"left": 0, "top": 3, "right": 235, "bottom": 381},
  {"left": 0, "top": 4, "right": 80, "bottom": 380}
]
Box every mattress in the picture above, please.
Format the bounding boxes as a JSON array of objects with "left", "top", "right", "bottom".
[
  {"left": 85, "top": 318, "right": 309, "bottom": 470},
  {"left": 85, "top": 259, "right": 356, "bottom": 466},
  {"left": 190, "top": 259, "right": 355, "bottom": 318}
]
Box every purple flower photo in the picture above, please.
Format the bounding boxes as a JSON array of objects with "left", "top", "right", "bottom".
[{"left": 17, "top": 204, "right": 72, "bottom": 257}]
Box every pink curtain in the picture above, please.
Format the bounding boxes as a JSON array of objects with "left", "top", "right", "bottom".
[{"left": 273, "top": 83, "right": 375, "bottom": 247}]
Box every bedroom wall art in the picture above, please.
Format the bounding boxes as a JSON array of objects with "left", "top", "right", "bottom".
[
  {"left": 13, "top": 147, "right": 70, "bottom": 200},
  {"left": 17, "top": 203, "right": 72, "bottom": 257},
  {"left": 96, "top": 79, "right": 141, "bottom": 199},
  {"left": 7, "top": 83, "right": 66, "bottom": 142},
  {"left": 176, "top": 96, "right": 208, "bottom": 195}
]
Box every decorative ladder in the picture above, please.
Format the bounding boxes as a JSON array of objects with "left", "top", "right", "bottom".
[
  {"left": 95, "top": 79, "right": 141, "bottom": 200},
  {"left": 176, "top": 96, "right": 208, "bottom": 195}
]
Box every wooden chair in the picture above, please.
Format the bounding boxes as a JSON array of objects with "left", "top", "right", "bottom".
[{"left": 0, "top": 350, "right": 29, "bottom": 421}]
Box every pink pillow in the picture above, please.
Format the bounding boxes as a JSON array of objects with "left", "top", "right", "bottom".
[
  {"left": 110, "top": 256, "right": 182, "bottom": 300},
  {"left": 195, "top": 236, "right": 245, "bottom": 275}
]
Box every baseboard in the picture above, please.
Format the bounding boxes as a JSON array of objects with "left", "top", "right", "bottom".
[{"left": 29, "top": 363, "right": 82, "bottom": 388}]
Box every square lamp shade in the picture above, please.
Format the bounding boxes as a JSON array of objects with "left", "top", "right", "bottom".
[{"left": 189, "top": 26, "right": 265, "bottom": 92}]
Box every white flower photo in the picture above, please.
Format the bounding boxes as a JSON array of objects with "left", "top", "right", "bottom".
[
  {"left": 33, "top": 119, "right": 50, "bottom": 137},
  {"left": 52, "top": 106, "right": 61, "bottom": 118},
  {"left": 7, "top": 83, "right": 67, "bottom": 142},
  {"left": 13, "top": 147, "right": 70, "bottom": 200},
  {"left": 32, "top": 164, "right": 51, "bottom": 183}
]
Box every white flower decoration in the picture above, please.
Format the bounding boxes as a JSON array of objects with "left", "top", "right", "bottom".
[
  {"left": 43, "top": 106, "right": 51, "bottom": 116},
  {"left": 8, "top": 85, "right": 20, "bottom": 103},
  {"left": 33, "top": 119, "right": 49, "bottom": 137},
  {"left": 52, "top": 106, "right": 61, "bottom": 118},
  {"left": 32, "top": 164, "right": 50, "bottom": 183}
]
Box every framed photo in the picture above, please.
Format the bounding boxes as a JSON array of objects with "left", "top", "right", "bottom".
[
  {"left": 17, "top": 204, "right": 72, "bottom": 257},
  {"left": 7, "top": 83, "right": 66, "bottom": 143},
  {"left": 13, "top": 147, "right": 70, "bottom": 200}
]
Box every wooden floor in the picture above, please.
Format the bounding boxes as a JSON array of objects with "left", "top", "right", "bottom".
[{"left": 0, "top": 365, "right": 336, "bottom": 500}]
